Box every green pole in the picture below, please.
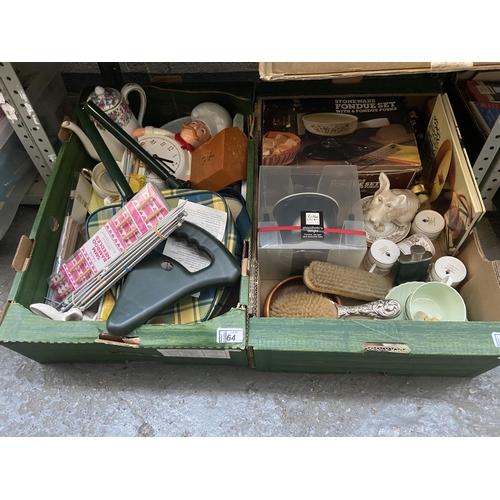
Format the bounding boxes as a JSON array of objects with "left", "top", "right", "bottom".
[
  {"left": 84, "top": 100, "right": 189, "bottom": 189},
  {"left": 75, "top": 107, "right": 134, "bottom": 202}
]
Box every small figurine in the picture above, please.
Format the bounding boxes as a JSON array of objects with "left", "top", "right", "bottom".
[
  {"left": 132, "top": 102, "right": 232, "bottom": 148},
  {"left": 364, "top": 172, "right": 427, "bottom": 233},
  {"left": 131, "top": 102, "right": 233, "bottom": 183}
]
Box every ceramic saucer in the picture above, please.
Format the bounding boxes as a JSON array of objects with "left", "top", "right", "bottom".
[
  {"left": 161, "top": 116, "right": 190, "bottom": 134},
  {"left": 361, "top": 196, "right": 411, "bottom": 246},
  {"left": 385, "top": 281, "right": 425, "bottom": 320}
]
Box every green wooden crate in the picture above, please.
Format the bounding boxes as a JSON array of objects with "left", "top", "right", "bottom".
[{"left": 0, "top": 83, "right": 255, "bottom": 365}]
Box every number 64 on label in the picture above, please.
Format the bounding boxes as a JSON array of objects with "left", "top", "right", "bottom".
[{"left": 217, "top": 328, "right": 244, "bottom": 344}]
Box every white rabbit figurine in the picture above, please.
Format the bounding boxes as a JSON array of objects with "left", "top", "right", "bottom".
[{"left": 363, "top": 172, "right": 427, "bottom": 233}]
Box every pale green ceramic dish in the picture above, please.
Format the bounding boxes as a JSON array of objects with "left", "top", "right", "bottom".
[{"left": 385, "top": 281, "right": 425, "bottom": 321}]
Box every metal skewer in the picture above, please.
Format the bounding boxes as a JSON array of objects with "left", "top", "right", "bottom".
[
  {"left": 59, "top": 217, "right": 186, "bottom": 311},
  {"left": 59, "top": 203, "right": 187, "bottom": 308}
]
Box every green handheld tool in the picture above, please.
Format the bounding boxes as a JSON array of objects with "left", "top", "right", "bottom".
[
  {"left": 84, "top": 101, "right": 189, "bottom": 190},
  {"left": 76, "top": 107, "right": 134, "bottom": 202},
  {"left": 106, "top": 221, "right": 241, "bottom": 336}
]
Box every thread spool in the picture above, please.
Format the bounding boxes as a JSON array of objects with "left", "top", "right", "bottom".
[
  {"left": 427, "top": 256, "right": 467, "bottom": 288},
  {"left": 363, "top": 239, "right": 400, "bottom": 276},
  {"left": 410, "top": 210, "right": 445, "bottom": 241}
]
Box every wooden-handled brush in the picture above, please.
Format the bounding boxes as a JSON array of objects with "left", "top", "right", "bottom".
[
  {"left": 269, "top": 291, "right": 401, "bottom": 319},
  {"left": 303, "top": 260, "right": 393, "bottom": 301}
]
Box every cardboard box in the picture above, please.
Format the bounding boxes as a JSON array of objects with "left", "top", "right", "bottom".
[
  {"left": 249, "top": 74, "right": 500, "bottom": 377},
  {"left": 0, "top": 82, "right": 255, "bottom": 365},
  {"left": 249, "top": 226, "right": 500, "bottom": 377},
  {"left": 259, "top": 62, "right": 500, "bottom": 82},
  {"left": 3, "top": 70, "right": 500, "bottom": 378},
  {"left": 459, "top": 226, "right": 500, "bottom": 322}
]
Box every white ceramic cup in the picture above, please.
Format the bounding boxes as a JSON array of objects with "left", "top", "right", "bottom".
[
  {"left": 404, "top": 281, "right": 467, "bottom": 321},
  {"left": 397, "top": 233, "right": 435, "bottom": 257},
  {"left": 363, "top": 239, "right": 400, "bottom": 276},
  {"left": 427, "top": 256, "right": 467, "bottom": 288},
  {"left": 82, "top": 162, "right": 121, "bottom": 199},
  {"left": 410, "top": 210, "right": 445, "bottom": 241}
]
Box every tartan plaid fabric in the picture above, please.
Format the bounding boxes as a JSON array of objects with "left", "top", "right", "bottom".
[{"left": 86, "top": 188, "right": 242, "bottom": 325}]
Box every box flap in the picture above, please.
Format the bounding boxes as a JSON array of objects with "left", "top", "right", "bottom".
[
  {"left": 459, "top": 230, "right": 500, "bottom": 321},
  {"left": 259, "top": 62, "right": 500, "bottom": 82},
  {"left": 12, "top": 235, "right": 34, "bottom": 272},
  {"left": 0, "top": 300, "right": 10, "bottom": 327},
  {"left": 96, "top": 334, "right": 141, "bottom": 348}
]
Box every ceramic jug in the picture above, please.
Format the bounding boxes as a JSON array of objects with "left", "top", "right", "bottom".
[{"left": 61, "top": 83, "right": 147, "bottom": 161}]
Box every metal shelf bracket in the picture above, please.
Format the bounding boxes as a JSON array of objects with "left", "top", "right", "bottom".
[
  {"left": 0, "top": 62, "right": 59, "bottom": 183},
  {"left": 473, "top": 118, "right": 500, "bottom": 211}
]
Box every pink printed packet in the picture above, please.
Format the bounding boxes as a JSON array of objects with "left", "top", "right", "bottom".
[{"left": 49, "top": 182, "right": 171, "bottom": 303}]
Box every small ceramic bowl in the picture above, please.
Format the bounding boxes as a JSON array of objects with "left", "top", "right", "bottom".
[
  {"left": 262, "top": 131, "right": 301, "bottom": 166},
  {"left": 302, "top": 113, "right": 358, "bottom": 137},
  {"left": 406, "top": 281, "right": 467, "bottom": 322}
]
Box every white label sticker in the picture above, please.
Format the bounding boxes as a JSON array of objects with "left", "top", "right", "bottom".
[
  {"left": 157, "top": 348, "right": 231, "bottom": 359},
  {"left": 492, "top": 332, "right": 500, "bottom": 348},
  {"left": 217, "top": 328, "right": 244, "bottom": 344},
  {"left": 305, "top": 212, "right": 320, "bottom": 225},
  {"left": 162, "top": 201, "right": 227, "bottom": 273}
]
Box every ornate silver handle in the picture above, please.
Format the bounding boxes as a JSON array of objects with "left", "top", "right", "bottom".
[{"left": 336, "top": 299, "right": 401, "bottom": 319}]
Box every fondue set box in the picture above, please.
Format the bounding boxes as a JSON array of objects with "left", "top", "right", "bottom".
[
  {"left": 3, "top": 65, "right": 500, "bottom": 378},
  {"left": 260, "top": 94, "right": 422, "bottom": 197}
]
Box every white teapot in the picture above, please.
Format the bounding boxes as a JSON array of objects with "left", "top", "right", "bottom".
[{"left": 61, "top": 83, "right": 147, "bottom": 161}]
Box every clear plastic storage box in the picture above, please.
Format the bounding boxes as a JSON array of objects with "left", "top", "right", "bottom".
[{"left": 257, "top": 164, "right": 367, "bottom": 279}]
